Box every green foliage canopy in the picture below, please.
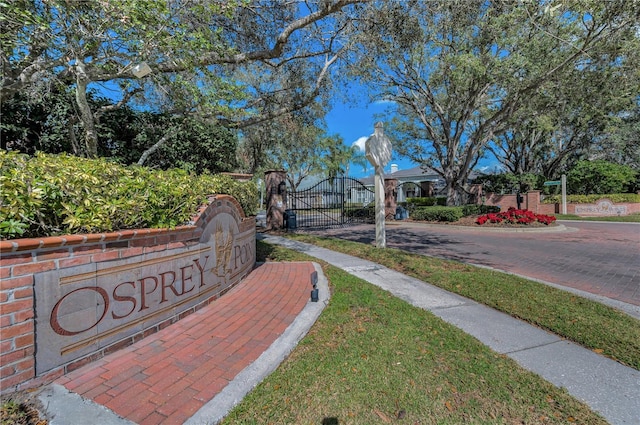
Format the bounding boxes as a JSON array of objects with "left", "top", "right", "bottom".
[{"left": 566, "top": 160, "right": 638, "bottom": 195}]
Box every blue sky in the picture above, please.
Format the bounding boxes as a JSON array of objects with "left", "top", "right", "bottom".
[
  {"left": 326, "top": 98, "right": 501, "bottom": 179},
  {"left": 325, "top": 100, "right": 417, "bottom": 178}
]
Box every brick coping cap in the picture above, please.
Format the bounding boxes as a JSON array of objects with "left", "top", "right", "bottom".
[{"left": 0, "top": 194, "right": 250, "bottom": 254}]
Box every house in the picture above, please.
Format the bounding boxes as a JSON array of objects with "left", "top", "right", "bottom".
[
  {"left": 359, "top": 164, "right": 479, "bottom": 203},
  {"left": 359, "top": 164, "right": 444, "bottom": 202}
]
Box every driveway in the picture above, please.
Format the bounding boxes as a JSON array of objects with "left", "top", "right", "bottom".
[{"left": 303, "top": 221, "right": 640, "bottom": 308}]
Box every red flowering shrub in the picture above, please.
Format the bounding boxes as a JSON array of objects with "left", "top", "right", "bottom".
[{"left": 475, "top": 208, "right": 556, "bottom": 226}]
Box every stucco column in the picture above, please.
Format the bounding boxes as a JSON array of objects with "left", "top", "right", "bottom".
[
  {"left": 384, "top": 178, "right": 398, "bottom": 218},
  {"left": 527, "top": 191, "right": 541, "bottom": 213},
  {"left": 265, "top": 170, "right": 287, "bottom": 230}
]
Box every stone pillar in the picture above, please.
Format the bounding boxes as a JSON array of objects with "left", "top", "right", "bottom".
[
  {"left": 265, "top": 170, "right": 287, "bottom": 230},
  {"left": 469, "top": 184, "right": 483, "bottom": 205},
  {"left": 526, "top": 191, "right": 541, "bottom": 213},
  {"left": 421, "top": 181, "right": 434, "bottom": 197},
  {"left": 384, "top": 178, "right": 398, "bottom": 218}
]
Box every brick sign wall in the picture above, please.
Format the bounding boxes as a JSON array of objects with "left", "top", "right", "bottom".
[{"left": 0, "top": 195, "right": 255, "bottom": 393}]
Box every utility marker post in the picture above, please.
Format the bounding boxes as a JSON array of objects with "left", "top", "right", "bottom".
[
  {"left": 561, "top": 174, "right": 567, "bottom": 215},
  {"left": 365, "top": 122, "right": 392, "bottom": 248}
]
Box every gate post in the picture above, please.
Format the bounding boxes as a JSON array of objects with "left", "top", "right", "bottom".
[
  {"left": 265, "top": 170, "right": 287, "bottom": 230},
  {"left": 384, "top": 178, "right": 398, "bottom": 218}
]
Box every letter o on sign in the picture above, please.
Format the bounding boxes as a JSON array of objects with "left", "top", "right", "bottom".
[{"left": 50, "top": 287, "right": 110, "bottom": 336}]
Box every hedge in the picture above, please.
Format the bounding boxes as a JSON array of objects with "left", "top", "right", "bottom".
[
  {"left": 0, "top": 151, "right": 258, "bottom": 239},
  {"left": 542, "top": 194, "right": 640, "bottom": 204},
  {"left": 410, "top": 206, "right": 464, "bottom": 222},
  {"left": 406, "top": 196, "right": 447, "bottom": 207},
  {"left": 461, "top": 204, "right": 501, "bottom": 216}
]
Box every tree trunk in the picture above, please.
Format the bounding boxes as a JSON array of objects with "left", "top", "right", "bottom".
[
  {"left": 74, "top": 62, "right": 99, "bottom": 158},
  {"left": 137, "top": 131, "right": 175, "bottom": 166}
]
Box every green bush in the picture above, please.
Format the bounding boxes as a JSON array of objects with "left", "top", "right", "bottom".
[
  {"left": 0, "top": 151, "right": 258, "bottom": 239},
  {"left": 343, "top": 205, "right": 375, "bottom": 220},
  {"left": 406, "top": 197, "right": 446, "bottom": 207},
  {"left": 461, "top": 204, "right": 501, "bottom": 216},
  {"left": 542, "top": 193, "right": 640, "bottom": 204},
  {"left": 567, "top": 160, "right": 637, "bottom": 195},
  {"left": 411, "top": 206, "right": 463, "bottom": 222}
]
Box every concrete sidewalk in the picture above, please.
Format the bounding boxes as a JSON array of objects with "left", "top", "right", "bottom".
[
  {"left": 260, "top": 235, "right": 640, "bottom": 425},
  {"left": 37, "top": 235, "right": 639, "bottom": 424}
]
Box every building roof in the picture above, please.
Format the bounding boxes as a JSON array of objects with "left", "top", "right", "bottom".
[{"left": 358, "top": 165, "right": 479, "bottom": 186}]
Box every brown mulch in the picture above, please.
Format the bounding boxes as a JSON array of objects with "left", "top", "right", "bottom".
[{"left": 1, "top": 391, "right": 47, "bottom": 425}]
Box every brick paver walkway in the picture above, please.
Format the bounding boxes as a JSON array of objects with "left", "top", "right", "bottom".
[
  {"left": 311, "top": 221, "right": 640, "bottom": 306},
  {"left": 55, "top": 262, "right": 314, "bottom": 425}
]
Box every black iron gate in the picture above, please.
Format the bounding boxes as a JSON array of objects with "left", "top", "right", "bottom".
[{"left": 287, "top": 177, "right": 375, "bottom": 229}]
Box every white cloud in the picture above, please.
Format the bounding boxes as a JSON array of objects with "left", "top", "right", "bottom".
[
  {"left": 351, "top": 136, "right": 368, "bottom": 152},
  {"left": 372, "top": 98, "right": 395, "bottom": 105}
]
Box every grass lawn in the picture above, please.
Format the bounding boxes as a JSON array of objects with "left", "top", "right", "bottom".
[
  {"left": 286, "top": 234, "right": 640, "bottom": 372},
  {"left": 555, "top": 213, "right": 640, "bottom": 222},
  {"left": 221, "top": 241, "right": 610, "bottom": 424}
]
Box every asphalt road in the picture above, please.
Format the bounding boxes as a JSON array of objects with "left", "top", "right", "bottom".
[{"left": 303, "top": 221, "right": 640, "bottom": 308}]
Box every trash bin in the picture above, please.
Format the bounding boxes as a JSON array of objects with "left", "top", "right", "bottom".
[
  {"left": 395, "top": 206, "right": 408, "bottom": 220},
  {"left": 284, "top": 209, "right": 297, "bottom": 229}
]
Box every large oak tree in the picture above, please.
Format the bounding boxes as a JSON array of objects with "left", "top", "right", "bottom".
[
  {"left": 1, "top": 0, "right": 366, "bottom": 161},
  {"left": 349, "top": 0, "right": 639, "bottom": 205}
]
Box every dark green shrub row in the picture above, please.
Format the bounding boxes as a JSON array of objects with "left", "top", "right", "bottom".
[
  {"left": 0, "top": 151, "right": 258, "bottom": 239},
  {"left": 542, "top": 193, "right": 640, "bottom": 204},
  {"left": 408, "top": 204, "right": 500, "bottom": 222},
  {"left": 344, "top": 205, "right": 375, "bottom": 220},
  {"left": 406, "top": 196, "right": 447, "bottom": 207},
  {"left": 461, "top": 204, "right": 501, "bottom": 216},
  {"left": 410, "top": 206, "right": 463, "bottom": 222}
]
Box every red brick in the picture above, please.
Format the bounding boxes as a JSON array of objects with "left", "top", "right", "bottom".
[
  {"left": 1, "top": 299, "right": 33, "bottom": 316},
  {"left": 138, "top": 411, "right": 167, "bottom": 425},
  {"left": 15, "top": 358, "right": 34, "bottom": 372},
  {"left": 37, "top": 237, "right": 66, "bottom": 249},
  {"left": 13, "top": 309, "right": 34, "bottom": 323},
  {"left": 58, "top": 256, "right": 92, "bottom": 268},
  {"left": 20, "top": 367, "right": 64, "bottom": 391},
  {"left": 130, "top": 238, "right": 155, "bottom": 248},
  {"left": 92, "top": 251, "right": 120, "bottom": 262},
  {"left": 0, "top": 340, "right": 12, "bottom": 353},
  {"left": 0, "top": 253, "right": 33, "bottom": 266},
  {"left": 0, "top": 364, "right": 16, "bottom": 379},
  {"left": 117, "top": 230, "right": 136, "bottom": 239},
  {"left": 0, "top": 368, "right": 34, "bottom": 389},
  {"left": 74, "top": 245, "right": 103, "bottom": 255},
  {"left": 13, "top": 287, "right": 33, "bottom": 299},
  {"left": 11, "top": 260, "right": 56, "bottom": 276},
  {"left": 0, "top": 268, "right": 10, "bottom": 279},
  {"left": 11, "top": 238, "right": 43, "bottom": 251},
  {"left": 166, "top": 242, "right": 187, "bottom": 250},
  {"left": 0, "top": 241, "right": 17, "bottom": 254},
  {"left": 14, "top": 334, "right": 34, "bottom": 349},
  {"left": 0, "top": 275, "right": 33, "bottom": 291},
  {"left": 101, "top": 232, "right": 123, "bottom": 242},
  {"left": 0, "top": 315, "right": 11, "bottom": 327},
  {"left": 120, "top": 246, "right": 144, "bottom": 258},
  {"left": 37, "top": 249, "right": 71, "bottom": 261},
  {"left": 66, "top": 352, "right": 103, "bottom": 373},
  {"left": 61, "top": 235, "right": 87, "bottom": 245},
  {"left": 144, "top": 244, "right": 166, "bottom": 254},
  {"left": 83, "top": 234, "right": 105, "bottom": 244},
  {"left": 0, "top": 348, "right": 30, "bottom": 365},
  {"left": 0, "top": 320, "right": 33, "bottom": 340},
  {"left": 0, "top": 291, "right": 8, "bottom": 303},
  {"left": 63, "top": 365, "right": 109, "bottom": 391}
]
